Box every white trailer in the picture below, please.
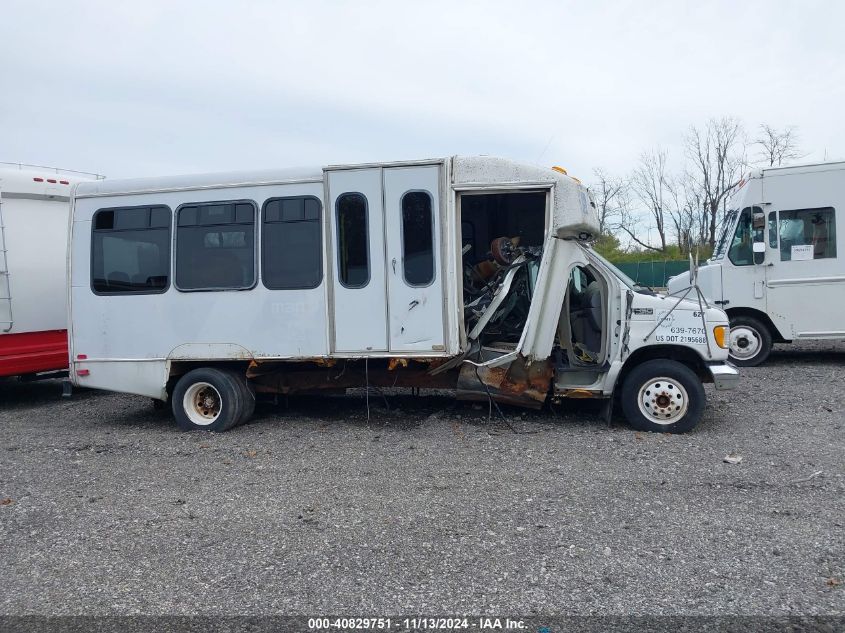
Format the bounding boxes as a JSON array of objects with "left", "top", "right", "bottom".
[
  {"left": 0, "top": 164, "right": 100, "bottom": 378},
  {"left": 668, "top": 161, "right": 844, "bottom": 366},
  {"left": 69, "top": 156, "right": 737, "bottom": 433}
]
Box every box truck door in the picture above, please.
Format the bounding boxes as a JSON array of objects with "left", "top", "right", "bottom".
[
  {"left": 383, "top": 165, "right": 445, "bottom": 353},
  {"left": 720, "top": 206, "right": 767, "bottom": 314},
  {"left": 328, "top": 168, "right": 388, "bottom": 353}
]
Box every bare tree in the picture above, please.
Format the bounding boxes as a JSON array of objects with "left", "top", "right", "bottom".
[
  {"left": 755, "top": 124, "right": 805, "bottom": 166},
  {"left": 625, "top": 148, "right": 671, "bottom": 252},
  {"left": 666, "top": 173, "right": 698, "bottom": 252},
  {"left": 685, "top": 117, "right": 747, "bottom": 247},
  {"left": 590, "top": 168, "right": 628, "bottom": 235}
]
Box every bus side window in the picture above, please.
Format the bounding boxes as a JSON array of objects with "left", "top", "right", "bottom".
[
  {"left": 401, "top": 191, "right": 435, "bottom": 286},
  {"left": 336, "top": 193, "right": 370, "bottom": 288},
  {"left": 262, "top": 196, "right": 323, "bottom": 289},
  {"left": 176, "top": 201, "right": 257, "bottom": 291},
  {"left": 91, "top": 205, "right": 172, "bottom": 294}
]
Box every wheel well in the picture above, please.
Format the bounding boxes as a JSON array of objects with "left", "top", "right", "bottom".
[
  {"left": 166, "top": 360, "right": 251, "bottom": 398},
  {"left": 725, "top": 307, "right": 788, "bottom": 343},
  {"left": 618, "top": 345, "right": 710, "bottom": 388}
]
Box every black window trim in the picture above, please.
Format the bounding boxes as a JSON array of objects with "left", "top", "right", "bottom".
[
  {"left": 261, "top": 195, "right": 324, "bottom": 290},
  {"left": 335, "top": 192, "right": 371, "bottom": 290},
  {"left": 399, "top": 188, "right": 437, "bottom": 288},
  {"left": 173, "top": 199, "right": 259, "bottom": 293},
  {"left": 90, "top": 204, "right": 173, "bottom": 296},
  {"left": 768, "top": 210, "right": 779, "bottom": 250}
]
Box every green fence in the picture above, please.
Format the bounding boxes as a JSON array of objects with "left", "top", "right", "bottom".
[{"left": 613, "top": 260, "right": 690, "bottom": 289}]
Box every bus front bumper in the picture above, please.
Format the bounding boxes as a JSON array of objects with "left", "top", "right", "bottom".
[{"left": 707, "top": 362, "right": 740, "bottom": 390}]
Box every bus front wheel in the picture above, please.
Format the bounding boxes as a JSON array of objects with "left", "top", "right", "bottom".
[{"left": 620, "top": 359, "right": 705, "bottom": 434}]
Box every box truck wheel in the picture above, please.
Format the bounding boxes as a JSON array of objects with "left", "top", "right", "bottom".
[
  {"left": 621, "top": 359, "right": 705, "bottom": 434},
  {"left": 172, "top": 368, "right": 245, "bottom": 432},
  {"left": 728, "top": 316, "right": 772, "bottom": 367}
]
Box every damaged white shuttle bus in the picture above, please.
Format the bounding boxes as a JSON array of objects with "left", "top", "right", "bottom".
[{"left": 69, "top": 156, "right": 738, "bottom": 433}]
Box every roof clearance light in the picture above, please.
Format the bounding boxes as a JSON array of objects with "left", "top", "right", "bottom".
[
  {"left": 33, "top": 177, "right": 44, "bottom": 182},
  {"left": 60, "top": 180, "right": 69, "bottom": 185},
  {"left": 46, "top": 179, "right": 57, "bottom": 183},
  {"left": 551, "top": 166, "right": 568, "bottom": 175}
]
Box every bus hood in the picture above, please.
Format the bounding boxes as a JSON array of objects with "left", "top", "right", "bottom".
[{"left": 632, "top": 290, "right": 727, "bottom": 323}]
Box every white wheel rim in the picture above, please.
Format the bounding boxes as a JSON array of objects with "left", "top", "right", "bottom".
[
  {"left": 183, "top": 382, "right": 222, "bottom": 426},
  {"left": 637, "top": 377, "right": 689, "bottom": 424},
  {"left": 729, "top": 325, "right": 761, "bottom": 361}
]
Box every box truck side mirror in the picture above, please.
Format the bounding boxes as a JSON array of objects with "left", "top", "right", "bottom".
[{"left": 752, "top": 241, "right": 766, "bottom": 265}]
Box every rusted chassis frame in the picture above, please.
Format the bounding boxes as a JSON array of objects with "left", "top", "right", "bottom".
[{"left": 244, "top": 356, "right": 553, "bottom": 409}]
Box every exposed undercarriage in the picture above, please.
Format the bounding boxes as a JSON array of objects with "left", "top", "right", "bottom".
[{"left": 241, "top": 191, "right": 606, "bottom": 410}]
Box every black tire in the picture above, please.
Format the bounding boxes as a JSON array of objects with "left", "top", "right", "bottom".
[
  {"left": 231, "top": 371, "right": 256, "bottom": 426},
  {"left": 172, "top": 368, "right": 245, "bottom": 432},
  {"left": 727, "top": 315, "right": 772, "bottom": 367},
  {"left": 621, "top": 359, "right": 705, "bottom": 434}
]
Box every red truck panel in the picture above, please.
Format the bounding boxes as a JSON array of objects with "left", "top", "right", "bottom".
[{"left": 0, "top": 330, "right": 68, "bottom": 377}]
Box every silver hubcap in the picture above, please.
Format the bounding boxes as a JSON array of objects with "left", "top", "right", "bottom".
[
  {"left": 729, "top": 326, "right": 761, "bottom": 360},
  {"left": 183, "top": 382, "right": 222, "bottom": 426},
  {"left": 637, "top": 377, "right": 689, "bottom": 424}
]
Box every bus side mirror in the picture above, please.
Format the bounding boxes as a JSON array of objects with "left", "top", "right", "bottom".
[{"left": 753, "top": 241, "right": 766, "bottom": 265}]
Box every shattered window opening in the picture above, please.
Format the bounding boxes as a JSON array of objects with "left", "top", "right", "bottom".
[{"left": 458, "top": 191, "right": 547, "bottom": 345}]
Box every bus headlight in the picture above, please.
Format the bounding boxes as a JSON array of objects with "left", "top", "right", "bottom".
[{"left": 713, "top": 325, "right": 729, "bottom": 349}]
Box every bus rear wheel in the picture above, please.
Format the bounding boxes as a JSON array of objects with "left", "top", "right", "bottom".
[{"left": 172, "top": 368, "right": 246, "bottom": 432}]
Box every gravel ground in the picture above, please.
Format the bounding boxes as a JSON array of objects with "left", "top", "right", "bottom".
[{"left": 0, "top": 341, "right": 843, "bottom": 617}]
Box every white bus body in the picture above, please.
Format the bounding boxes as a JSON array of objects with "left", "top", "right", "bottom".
[
  {"left": 70, "top": 156, "right": 737, "bottom": 433},
  {"left": 668, "top": 161, "right": 844, "bottom": 366},
  {"left": 0, "top": 164, "right": 100, "bottom": 377}
]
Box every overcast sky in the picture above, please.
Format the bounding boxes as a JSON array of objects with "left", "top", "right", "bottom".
[{"left": 1, "top": 0, "right": 843, "bottom": 182}]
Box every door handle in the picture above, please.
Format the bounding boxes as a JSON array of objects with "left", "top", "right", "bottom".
[{"left": 392, "top": 258, "right": 397, "bottom": 274}]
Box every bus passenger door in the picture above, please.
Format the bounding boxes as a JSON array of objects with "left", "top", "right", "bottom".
[
  {"left": 383, "top": 165, "right": 445, "bottom": 353},
  {"left": 328, "top": 168, "right": 388, "bottom": 353}
]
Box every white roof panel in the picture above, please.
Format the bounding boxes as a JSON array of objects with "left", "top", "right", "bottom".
[{"left": 75, "top": 166, "right": 324, "bottom": 198}]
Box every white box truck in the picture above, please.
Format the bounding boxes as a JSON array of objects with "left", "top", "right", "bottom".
[
  {"left": 68, "top": 156, "right": 737, "bottom": 433},
  {"left": 668, "top": 161, "right": 844, "bottom": 366},
  {"left": 0, "top": 163, "right": 100, "bottom": 378}
]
